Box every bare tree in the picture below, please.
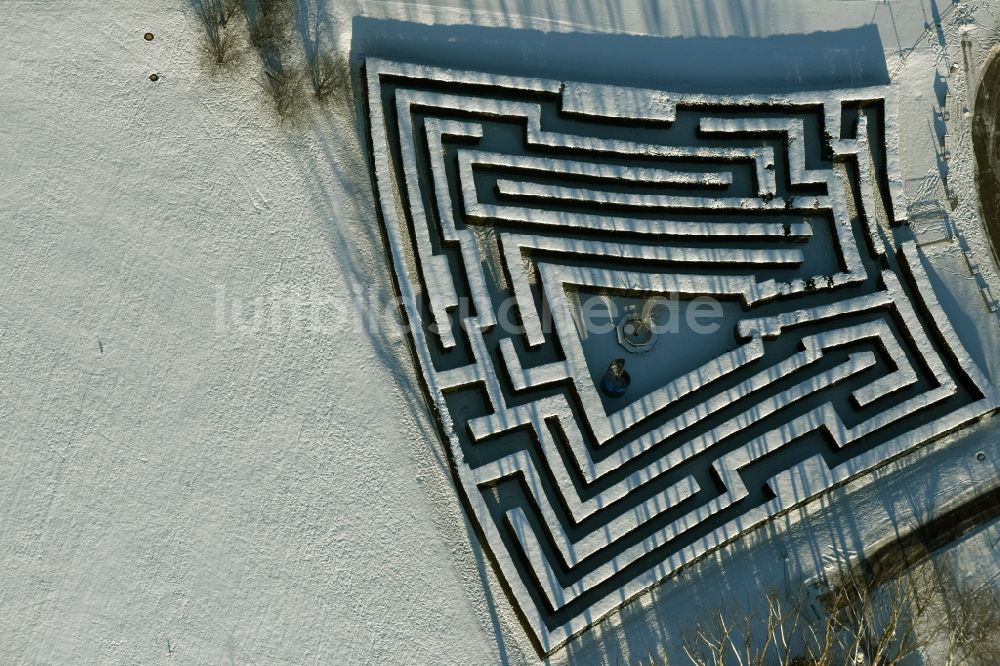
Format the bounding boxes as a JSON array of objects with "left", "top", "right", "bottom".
[
  {"left": 816, "top": 565, "right": 927, "bottom": 665},
  {"left": 682, "top": 569, "right": 932, "bottom": 665},
  {"left": 244, "top": 0, "right": 293, "bottom": 50},
  {"left": 261, "top": 65, "right": 304, "bottom": 118},
  {"left": 930, "top": 556, "right": 1000, "bottom": 666},
  {"left": 309, "top": 53, "right": 352, "bottom": 105},
  {"left": 294, "top": 2, "right": 352, "bottom": 105},
  {"left": 681, "top": 556, "right": 1000, "bottom": 666},
  {"left": 188, "top": 0, "right": 355, "bottom": 118},
  {"left": 682, "top": 590, "right": 813, "bottom": 666},
  {"left": 189, "top": 0, "right": 241, "bottom": 67}
]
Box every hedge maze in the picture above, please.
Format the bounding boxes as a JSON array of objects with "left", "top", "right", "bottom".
[{"left": 362, "top": 58, "right": 999, "bottom": 653}]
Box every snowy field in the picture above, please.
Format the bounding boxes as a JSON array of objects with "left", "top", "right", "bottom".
[{"left": 1, "top": 1, "right": 999, "bottom": 664}]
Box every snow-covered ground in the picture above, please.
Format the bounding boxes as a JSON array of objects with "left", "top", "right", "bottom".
[{"left": 1, "top": 1, "right": 998, "bottom": 664}]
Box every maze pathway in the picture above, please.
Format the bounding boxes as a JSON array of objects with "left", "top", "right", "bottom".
[{"left": 361, "top": 57, "right": 1000, "bottom": 654}]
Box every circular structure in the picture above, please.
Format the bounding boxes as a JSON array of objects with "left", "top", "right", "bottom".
[
  {"left": 977, "top": 451, "right": 987, "bottom": 462},
  {"left": 149, "top": 73, "right": 159, "bottom": 82},
  {"left": 617, "top": 304, "right": 657, "bottom": 353},
  {"left": 143, "top": 32, "right": 154, "bottom": 41}
]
